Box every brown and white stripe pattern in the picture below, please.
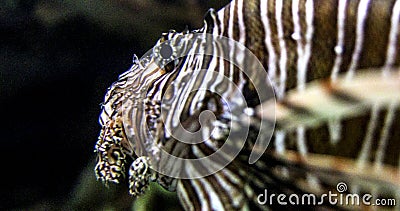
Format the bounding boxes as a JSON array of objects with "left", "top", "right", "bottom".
[
  {"left": 385, "top": 0, "right": 400, "bottom": 73},
  {"left": 175, "top": 0, "right": 400, "bottom": 210},
  {"left": 95, "top": 0, "right": 400, "bottom": 210},
  {"left": 209, "top": 0, "right": 400, "bottom": 98},
  {"left": 331, "top": 0, "right": 348, "bottom": 81},
  {"left": 346, "top": 0, "right": 371, "bottom": 79}
]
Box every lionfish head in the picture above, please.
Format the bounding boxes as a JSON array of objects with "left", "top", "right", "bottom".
[
  {"left": 94, "top": 29, "right": 202, "bottom": 194},
  {"left": 94, "top": 56, "right": 145, "bottom": 186}
]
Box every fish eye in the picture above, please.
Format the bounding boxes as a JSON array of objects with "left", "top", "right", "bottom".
[
  {"left": 159, "top": 43, "right": 173, "bottom": 59},
  {"left": 153, "top": 42, "right": 178, "bottom": 72}
]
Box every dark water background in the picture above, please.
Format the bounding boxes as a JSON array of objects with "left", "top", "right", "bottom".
[{"left": 0, "top": 0, "right": 229, "bottom": 209}]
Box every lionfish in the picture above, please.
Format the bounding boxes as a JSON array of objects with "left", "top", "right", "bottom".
[{"left": 94, "top": 0, "right": 400, "bottom": 210}]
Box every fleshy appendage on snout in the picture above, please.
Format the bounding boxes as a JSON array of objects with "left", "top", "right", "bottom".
[{"left": 94, "top": 59, "right": 158, "bottom": 196}]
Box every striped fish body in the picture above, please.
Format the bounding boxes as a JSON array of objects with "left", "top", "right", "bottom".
[
  {"left": 208, "top": 0, "right": 400, "bottom": 94},
  {"left": 95, "top": 0, "right": 400, "bottom": 210},
  {"left": 197, "top": 0, "right": 400, "bottom": 209}
]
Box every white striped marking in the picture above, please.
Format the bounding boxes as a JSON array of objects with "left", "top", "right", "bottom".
[
  {"left": 274, "top": 130, "right": 286, "bottom": 154},
  {"left": 235, "top": 0, "right": 247, "bottom": 76},
  {"left": 177, "top": 181, "right": 195, "bottom": 211},
  {"left": 375, "top": 103, "right": 397, "bottom": 168},
  {"left": 274, "top": 130, "right": 288, "bottom": 177},
  {"left": 304, "top": 0, "right": 314, "bottom": 81},
  {"left": 384, "top": 0, "right": 400, "bottom": 74},
  {"left": 208, "top": 22, "right": 237, "bottom": 101},
  {"left": 214, "top": 173, "right": 243, "bottom": 207},
  {"left": 198, "top": 178, "right": 225, "bottom": 211},
  {"left": 328, "top": 119, "right": 342, "bottom": 144},
  {"left": 190, "top": 11, "right": 222, "bottom": 112},
  {"left": 208, "top": 39, "right": 226, "bottom": 93},
  {"left": 331, "top": 0, "right": 347, "bottom": 81},
  {"left": 296, "top": 126, "right": 321, "bottom": 189},
  {"left": 190, "top": 177, "right": 209, "bottom": 211},
  {"left": 296, "top": 126, "right": 308, "bottom": 155},
  {"left": 261, "top": 0, "right": 278, "bottom": 88},
  {"left": 347, "top": 0, "right": 371, "bottom": 80},
  {"left": 293, "top": 0, "right": 314, "bottom": 91},
  {"left": 228, "top": 0, "right": 236, "bottom": 40},
  {"left": 275, "top": 0, "right": 288, "bottom": 99},
  {"left": 358, "top": 104, "right": 380, "bottom": 166},
  {"left": 228, "top": 0, "right": 236, "bottom": 103},
  {"left": 217, "top": 8, "right": 226, "bottom": 36},
  {"left": 237, "top": 0, "right": 246, "bottom": 45},
  {"left": 166, "top": 46, "right": 198, "bottom": 129}
]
